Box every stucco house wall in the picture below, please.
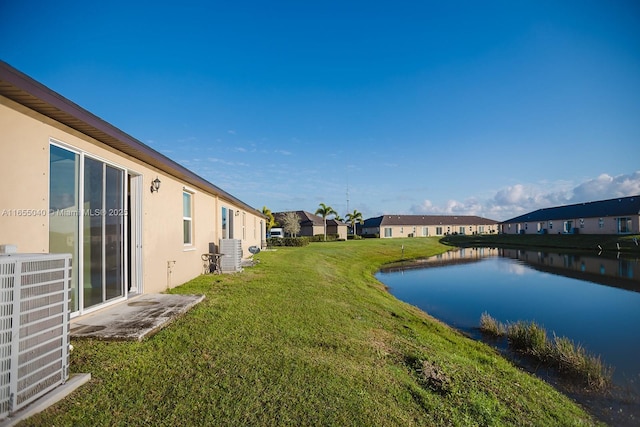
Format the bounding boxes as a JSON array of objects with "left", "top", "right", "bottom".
[
  {"left": 0, "top": 62, "right": 265, "bottom": 317},
  {"left": 362, "top": 215, "right": 498, "bottom": 238},
  {"left": 326, "top": 221, "right": 348, "bottom": 240}
]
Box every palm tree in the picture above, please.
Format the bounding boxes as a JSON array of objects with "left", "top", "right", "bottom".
[
  {"left": 315, "top": 202, "right": 337, "bottom": 241},
  {"left": 262, "top": 206, "right": 276, "bottom": 233},
  {"left": 345, "top": 209, "right": 363, "bottom": 237}
]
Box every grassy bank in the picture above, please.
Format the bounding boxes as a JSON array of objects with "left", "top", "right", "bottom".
[
  {"left": 442, "top": 233, "right": 640, "bottom": 254},
  {"left": 23, "top": 238, "right": 598, "bottom": 426}
]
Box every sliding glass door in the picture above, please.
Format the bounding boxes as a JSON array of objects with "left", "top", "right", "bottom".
[{"left": 50, "top": 143, "right": 125, "bottom": 313}]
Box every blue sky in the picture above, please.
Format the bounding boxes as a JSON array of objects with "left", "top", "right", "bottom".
[{"left": 1, "top": 1, "right": 639, "bottom": 221}]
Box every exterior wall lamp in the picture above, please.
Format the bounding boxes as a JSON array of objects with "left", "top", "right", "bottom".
[{"left": 150, "top": 177, "right": 161, "bottom": 193}]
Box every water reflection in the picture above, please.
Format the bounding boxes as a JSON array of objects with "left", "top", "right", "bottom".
[
  {"left": 500, "top": 249, "right": 639, "bottom": 293},
  {"left": 377, "top": 248, "right": 640, "bottom": 425},
  {"left": 382, "top": 247, "right": 640, "bottom": 293}
]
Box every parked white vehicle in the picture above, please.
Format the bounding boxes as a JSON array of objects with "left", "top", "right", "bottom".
[{"left": 269, "top": 228, "right": 284, "bottom": 238}]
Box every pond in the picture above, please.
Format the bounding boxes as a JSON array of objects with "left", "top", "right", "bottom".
[{"left": 376, "top": 247, "right": 640, "bottom": 425}]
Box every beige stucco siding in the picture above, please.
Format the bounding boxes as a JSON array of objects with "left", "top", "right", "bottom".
[
  {"left": 377, "top": 223, "right": 497, "bottom": 238},
  {"left": 1, "top": 95, "right": 264, "bottom": 301},
  {"left": 327, "top": 224, "right": 347, "bottom": 240},
  {"left": 0, "top": 100, "right": 50, "bottom": 251},
  {"left": 501, "top": 216, "right": 639, "bottom": 235}
]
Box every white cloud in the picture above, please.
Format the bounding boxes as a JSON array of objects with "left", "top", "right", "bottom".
[
  {"left": 410, "top": 171, "right": 640, "bottom": 221},
  {"left": 274, "top": 149, "right": 292, "bottom": 156},
  {"left": 206, "top": 157, "right": 249, "bottom": 167},
  {"left": 571, "top": 172, "right": 640, "bottom": 202}
]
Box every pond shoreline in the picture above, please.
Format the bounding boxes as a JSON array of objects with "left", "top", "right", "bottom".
[{"left": 378, "top": 244, "right": 640, "bottom": 426}]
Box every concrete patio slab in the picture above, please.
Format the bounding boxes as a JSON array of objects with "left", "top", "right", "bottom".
[{"left": 70, "top": 293, "right": 205, "bottom": 341}]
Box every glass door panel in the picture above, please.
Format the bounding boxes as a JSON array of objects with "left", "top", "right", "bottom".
[
  {"left": 83, "top": 158, "right": 104, "bottom": 309},
  {"left": 105, "top": 165, "right": 124, "bottom": 301},
  {"left": 49, "top": 145, "right": 80, "bottom": 312}
]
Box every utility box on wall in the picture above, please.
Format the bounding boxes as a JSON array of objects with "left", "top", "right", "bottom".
[
  {"left": 219, "top": 239, "right": 242, "bottom": 273},
  {"left": 0, "top": 253, "right": 71, "bottom": 419}
]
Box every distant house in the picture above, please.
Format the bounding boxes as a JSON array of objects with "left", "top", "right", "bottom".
[
  {"left": 500, "top": 195, "right": 640, "bottom": 235},
  {"left": 0, "top": 61, "right": 266, "bottom": 317},
  {"left": 361, "top": 215, "right": 499, "bottom": 238},
  {"left": 273, "top": 211, "right": 348, "bottom": 240}
]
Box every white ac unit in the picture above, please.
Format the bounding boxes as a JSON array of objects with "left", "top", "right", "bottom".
[
  {"left": 219, "top": 239, "right": 242, "bottom": 273},
  {"left": 0, "top": 253, "right": 71, "bottom": 419}
]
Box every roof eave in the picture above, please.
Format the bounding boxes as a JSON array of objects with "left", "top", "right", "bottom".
[{"left": 0, "top": 61, "right": 265, "bottom": 218}]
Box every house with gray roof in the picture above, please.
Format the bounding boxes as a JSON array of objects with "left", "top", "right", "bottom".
[
  {"left": 361, "top": 215, "right": 498, "bottom": 238},
  {"left": 500, "top": 195, "right": 640, "bottom": 235},
  {"left": 273, "top": 211, "right": 348, "bottom": 240}
]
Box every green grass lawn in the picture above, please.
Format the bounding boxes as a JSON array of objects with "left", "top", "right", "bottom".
[{"left": 24, "top": 238, "right": 600, "bottom": 426}]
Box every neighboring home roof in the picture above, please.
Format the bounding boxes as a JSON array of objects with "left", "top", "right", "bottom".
[
  {"left": 0, "top": 61, "right": 264, "bottom": 218},
  {"left": 274, "top": 211, "right": 347, "bottom": 227},
  {"left": 363, "top": 215, "right": 498, "bottom": 227},
  {"left": 501, "top": 195, "right": 640, "bottom": 224}
]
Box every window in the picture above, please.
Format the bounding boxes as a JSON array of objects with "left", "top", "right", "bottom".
[
  {"left": 579, "top": 218, "right": 584, "bottom": 228},
  {"left": 459, "top": 227, "right": 465, "bottom": 235},
  {"left": 563, "top": 221, "right": 573, "bottom": 233},
  {"left": 436, "top": 226, "right": 443, "bottom": 235},
  {"left": 618, "top": 217, "right": 632, "bottom": 233},
  {"left": 549, "top": 221, "right": 553, "bottom": 229},
  {"left": 598, "top": 218, "right": 604, "bottom": 229},
  {"left": 183, "top": 191, "right": 192, "bottom": 245},
  {"left": 384, "top": 227, "right": 392, "bottom": 237},
  {"left": 479, "top": 226, "right": 485, "bottom": 233},
  {"left": 422, "top": 227, "right": 428, "bottom": 237},
  {"left": 221, "top": 207, "right": 227, "bottom": 238}
]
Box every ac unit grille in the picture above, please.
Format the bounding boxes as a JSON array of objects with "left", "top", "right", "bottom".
[
  {"left": 0, "top": 253, "right": 71, "bottom": 419},
  {"left": 219, "top": 239, "right": 242, "bottom": 273}
]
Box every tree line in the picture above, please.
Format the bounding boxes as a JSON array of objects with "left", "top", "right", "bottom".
[{"left": 262, "top": 204, "right": 363, "bottom": 241}]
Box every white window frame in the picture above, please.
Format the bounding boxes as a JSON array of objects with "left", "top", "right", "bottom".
[{"left": 183, "top": 190, "right": 193, "bottom": 246}]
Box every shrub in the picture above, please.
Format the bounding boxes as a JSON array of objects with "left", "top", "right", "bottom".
[
  {"left": 479, "top": 313, "right": 612, "bottom": 390},
  {"left": 550, "top": 335, "right": 612, "bottom": 390},
  {"left": 266, "top": 237, "right": 309, "bottom": 247},
  {"left": 310, "top": 234, "right": 340, "bottom": 242},
  {"left": 506, "top": 321, "right": 549, "bottom": 359},
  {"left": 479, "top": 312, "right": 505, "bottom": 336}
]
